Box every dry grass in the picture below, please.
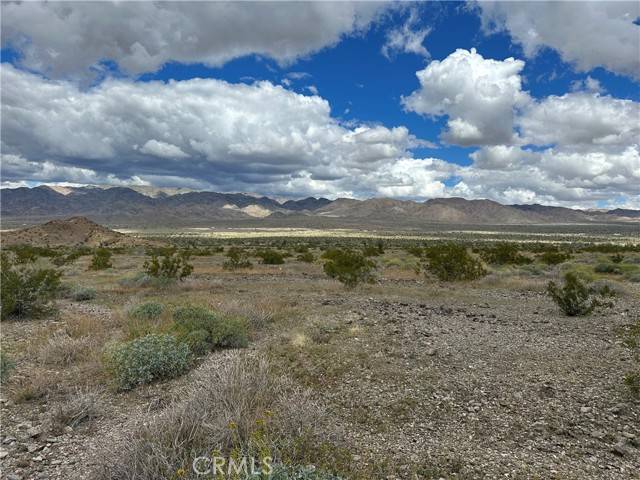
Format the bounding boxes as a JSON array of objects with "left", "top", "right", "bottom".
[
  {"left": 95, "top": 354, "right": 325, "bottom": 480},
  {"left": 38, "top": 331, "right": 95, "bottom": 366},
  {"left": 50, "top": 387, "right": 103, "bottom": 434}
]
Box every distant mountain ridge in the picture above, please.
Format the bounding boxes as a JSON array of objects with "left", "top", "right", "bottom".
[{"left": 0, "top": 185, "right": 638, "bottom": 227}]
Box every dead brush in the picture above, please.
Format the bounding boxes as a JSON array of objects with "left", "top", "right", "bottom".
[
  {"left": 50, "top": 387, "right": 103, "bottom": 433},
  {"left": 95, "top": 354, "right": 325, "bottom": 480},
  {"left": 38, "top": 331, "right": 95, "bottom": 366}
]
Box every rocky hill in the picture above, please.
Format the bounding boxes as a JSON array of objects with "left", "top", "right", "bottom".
[{"left": 0, "top": 216, "right": 151, "bottom": 247}]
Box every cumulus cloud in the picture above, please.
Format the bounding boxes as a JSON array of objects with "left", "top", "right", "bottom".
[
  {"left": 402, "top": 49, "right": 530, "bottom": 146},
  {"left": 519, "top": 93, "right": 640, "bottom": 147},
  {"left": 381, "top": 8, "right": 431, "bottom": 59},
  {"left": 1, "top": 1, "right": 388, "bottom": 79},
  {"left": 476, "top": 1, "right": 640, "bottom": 79},
  {"left": 1, "top": 64, "right": 437, "bottom": 199}
]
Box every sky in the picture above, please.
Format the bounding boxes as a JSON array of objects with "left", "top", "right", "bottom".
[{"left": 1, "top": 1, "right": 639, "bottom": 209}]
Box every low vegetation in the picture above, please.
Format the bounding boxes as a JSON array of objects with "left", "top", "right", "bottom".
[
  {"left": 89, "top": 247, "right": 113, "bottom": 270},
  {"left": 479, "top": 243, "right": 531, "bottom": 265},
  {"left": 104, "top": 334, "right": 191, "bottom": 390},
  {"left": 621, "top": 317, "right": 640, "bottom": 396},
  {"left": 172, "top": 306, "right": 249, "bottom": 354},
  {"left": 547, "top": 272, "right": 599, "bottom": 316},
  {"left": 143, "top": 249, "right": 193, "bottom": 280},
  {"left": 423, "top": 243, "right": 486, "bottom": 281},
  {"left": 223, "top": 246, "right": 253, "bottom": 270},
  {"left": 1, "top": 351, "right": 15, "bottom": 383},
  {"left": 256, "top": 248, "right": 286, "bottom": 265},
  {"left": 1, "top": 253, "right": 61, "bottom": 320},
  {"left": 322, "top": 249, "right": 376, "bottom": 288}
]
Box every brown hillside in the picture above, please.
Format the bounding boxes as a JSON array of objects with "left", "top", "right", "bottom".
[{"left": 1, "top": 216, "right": 152, "bottom": 248}]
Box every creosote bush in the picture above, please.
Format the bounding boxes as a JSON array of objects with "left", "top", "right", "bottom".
[
  {"left": 547, "top": 272, "right": 600, "bottom": 316},
  {"left": 71, "top": 286, "right": 97, "bottom": 301},
  {"left": 322, "top": 249, "right": 376, "bottom": 288},
  {"left": 143, "top": 250, "right": 193, "bottom": 281},
  {"left": 1, "top": 253, "right": 61, "bottom": 320},
  {"left": 423, "top": 244, "right": 486, "bottom": 281},
  {"left": 223, "top": 247, "right": 253, "bottom": 270},
  {"left": 296, "top": 252, "right": 315, "bottom": 263},
  {"left": 129, "top": 302, "right": 164, "bottom": 321},
  {"left": 480, "top": 243, "right": 531, "bottom": 265},
  {"left": 104, "top": 334, "right": 191, "bottom": 390},
  {"left": 256, "top": 249, "right": 285, "bottom": 265},
  {"left": 539, "top": 250, "right": 572, "bottom": 265},
  {"left": 89, "top": 248, "right": 113, "bottom": 270},
  {"left": 172, "top": 306, "right": 249, "bottom": 354}
]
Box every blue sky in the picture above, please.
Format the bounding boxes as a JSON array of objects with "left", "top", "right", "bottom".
[{"left": 1, "top": 2, "right": 639, "bottom": 208}]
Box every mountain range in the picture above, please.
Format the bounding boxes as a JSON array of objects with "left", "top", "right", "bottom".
[{"left": 1, "top": 185, "right": 638, "bottom": 228}]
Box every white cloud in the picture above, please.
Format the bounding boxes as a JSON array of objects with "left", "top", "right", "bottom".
[
  {"left": 477, "top": 1, "right": 640, "bottom": 79},
  {"left": 382, "top": 8, "right": 431, "bottom": 59},
  {"left": 519, "top": 93, "right": 640, "bottom": 147},
  {"left": 402, "top": 48, "right": 530, "bottom": 146},
  {"left": 1, "top": 2, "right": 388, "bottom": 79},
  {"left": 1, "top": 64, "right": 431, "bottom": 199},
  {"left": 139, "top": 140, "right": 189, "bottom": 159},
  {"left": 570, "top": 76, "right": 605, "bottom": 95}
]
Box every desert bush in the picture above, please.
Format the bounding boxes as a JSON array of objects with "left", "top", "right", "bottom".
[
  {"left": 71, "top": 286, "right": 97, "bottom": 301},
  {"left": 423, "top": 244, "right": 486, "bottom": 281},
  {"left": 297, "top": 252, "right": 315, "bottom": 263},
  {"left": 89, "top": 248, "right": 113, "bottom": 270},
  {"left": 270, "top": 466, "right": 343, "bottom": 480},
  {"left": 129, "top": 302, "right": 164, "bottom": 321},
  {"left": 125, "top": 302, "right": 167, "bottom": 339},
  {"left": 7, "top": 245, "right": 59, "bottom": 264},
  {"left": 223, "top": 247, "right": 253, "bottom": 270},
  {"left": 405, "top": 246, "right": 424, "bottom": 258},
  {"left": 172, "top": 306, "right": 248, "bottom": 351},
  {"left": 589, "top": 279, "right": 627, "bottom": 298},
  {"left": 50, "top": 387, "right": 102, "bottom": 433},
  {"left": 104, "top": 334, "right": 191, "bottom": 390},
  {"left": 1, "top": 351, "right": 15, "bottom": 383},
  {"left": 539, "top": 250, "right": 572, "bottom": 265},
  {"left": 547, "top": 272, "right": 599, "bottom": 316},
  {"left": 95, "top": 356, "right": 326, "bottom": 480},
  {"left": 39, "top": 331, "right": 94, "bottom": 366},
  {"left": 480, "top": 243, "right": 531, "bottom": 265},
  {"left": 610, "top": 253, "right": 625, "bottom": 264},
  {"left": 594, "top": 263, "right": 622, "bottom": 275},
  {"left": 143, "top": 251, "right": 193, "bottom": 281},
  {"left": 621, "top": 318, "right": 640, "bottom": 396},
  {"left": 52, "top": 246, "right": 93, "bottom": 266},
  {"left": 362, "top": 241, "right": 384, "bottom": 257},
  {"left": 322, "top": 249, "right": 376, "bottom": 288},
  {"left": 256, "top": 249, "right": 285, "bottom": 265},
  {"left": 1, "top": 254, "right": 61, "bottom": 320}
]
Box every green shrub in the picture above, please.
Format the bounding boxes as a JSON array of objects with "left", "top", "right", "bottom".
[
  {"left": 143, "top": 251, "right": 193, "bottom": 280},
  {"left": 210, "top": 316, "right": 249, "bottom": 348},
  {"left": 423, "top": 244, "right": 486, "bottom": 281},
  {"left": 323, "top": 249, "right": 376, "bottom": 288},
  {"left": 480, "top": 243, "right": 532, "bottom": 265},
  {"left": 1, "top": 254, "right": 61, "bottom": 320},
  {"left": 405, "top": 246, "right": 424, "bottom": 258},
  {"left": 71, "top": 287, "right": 96, "bottom": 301},
  {"left": 89, "top": 248, "right": 113, "bottom": 270},
  {"left": 182, "top": 329, "right": 211, "bottom": 356},
  {"left": 172, "top": 306, "right": 249, "bottom": 351},
  {"left": 297, "top": 252, "right": 315, "bottom": 263},
  {"left": 8, "top": 245, "right": 59, "bottom": 264},
  {"left": 104, "top": 334, "right": 190, "bottom": 390},
  {"left": 610, "top": 253, "right": 624, "bottom": 264},
  {"left": 539, "top": 250, "right": 572, "bottom": 265},
  {"left": 256, "top": 249, "right": 285, "bottom": 265},
  {"left": 362, "top": 241, "right": 384, "bottom": 257},
  {"left": 129, "top": 302, "right": 164, "bottom": 321},
  {"left": 594, "top": 263, "right": 622, "bottom": 275},
  {"left": 547, "top": 272, "right": 598, "bottom": 316},
  {"left": 223, "top": 247, "right": 253, "bottom": 270},
  {"left": 1, "top": 351, "right": 15, "bottom": 383}
]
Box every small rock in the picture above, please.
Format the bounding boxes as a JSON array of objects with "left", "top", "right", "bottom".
[
  {"left": 27, "top": 427, "right": 42, "bottom": 438},
  {"left": 0, "top": 449, "right": 9, "bottom": 459},
  {"left": 590, "top": 430, "right": 606, "bottom": 440},
  {"left": 32, "top": 455, "right": 44, "bottom": 462},
  {"left": 580, "top": 406, "right": 592, "bottom": 414},
  {"left": 611, "top": 441, "right": 629, "bottom": 457},
  {"left": 425, "top": 348, "right": 437, "bottom": 356}
]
